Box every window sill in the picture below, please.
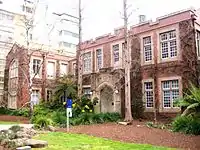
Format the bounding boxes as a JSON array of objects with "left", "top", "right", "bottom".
[
  {"left": 159, "top": 107, "right": 181, "bottom": 113},
  {"left": 159, "top": 56, "right": 179, "bottom": 63}
]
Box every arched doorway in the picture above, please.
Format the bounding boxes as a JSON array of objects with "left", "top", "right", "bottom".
[{"left": 100, "top": 85, "right": 114, "bottom": 113}]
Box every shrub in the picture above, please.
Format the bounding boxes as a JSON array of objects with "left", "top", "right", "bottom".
[
  {"left": 35, "top": 116, "right": 53, "bottom": 129},
  {"left": 52, "top": 111, "right": 66, "bottom": 125},
  {"left": 172, "top": 115, "right": 200, "bottom": 135},
  {"left": 70, "top": 112, "right": 121, "bottom": 126},
  {"left": 0, "top": 107, "right": 29, "bottom": 117},
  {"left": 9, "top": 125, "right": 22, "bottom": 133}
]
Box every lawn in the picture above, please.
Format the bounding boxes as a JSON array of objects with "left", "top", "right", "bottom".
[
  {"left": 34, "top": 132, "right": 175, "bottom": 150},
  {"left": 0, "top": 121, "right": 19, "bottom": 125}
]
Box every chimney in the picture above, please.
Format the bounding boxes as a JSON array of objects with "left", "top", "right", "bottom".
[{"left": 139, "top": 15, "right": 146, "bottom": 23}]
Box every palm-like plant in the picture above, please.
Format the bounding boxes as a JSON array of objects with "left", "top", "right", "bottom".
[
  {"left": 175, "top": 84, "right": 200, "bottom": 117},
  {"left": 53, "top": 75, "right": 77, "bottom": 102}
]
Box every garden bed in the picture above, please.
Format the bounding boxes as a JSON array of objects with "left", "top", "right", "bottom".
[
  {"left": 0, "top": 115, "right": 29, "bottom": 124},
  {"left": 59, "top": 121, "right": 200, "bottom": 150}
]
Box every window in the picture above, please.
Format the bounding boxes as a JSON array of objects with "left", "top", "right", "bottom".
[
  {"left": 72, "top": 63, "right": 76, "bottom": 76},
  {"left": 83, "top": 52, "right": 91, "bottom": 72},
  {"left": 162, "top": 80, "right": 179, "bottom": 108},
  {"left": 144, "top": 82, "right": 154, "bottom": 108},
  {"left": 143, "top": 36, "right": 152, "bottom": 62},
  {"left": 60, "top": 63, "right": 68, "bottom": 76},
  {"left": 113, "top": 44, "right": 119, "bottom": 62},
  {"left": 32, "top": 59, "right": 41, "bottom": 75},
  {"left": 60, "top": 30, "right": 79, "bottom": 38},
  {"left": 9, "top": 60, "right": 18, "bottom": 92},
  {"left": 31, "top": 90, "right": 40, "bottom": 105},
  {"left": 46, "top": 90, "right": 53, "bottom": 102},
  {"left": 160, "top": 30, "right": 177, "bottom": 59},
  {"left": 47, "top": 61, "right": 55, "bottom": 78},
  {"left": 96, "top": 49, "right": 102, "bottom": 70},
  {"left": 83, "top": 87, "right": 91, "bottom": 98},
  {"left": 22, "top": 5, "right": 33, "bottom": 13},
  {"left": 196, "top": 31, "right": 200, "bottom": 56}
]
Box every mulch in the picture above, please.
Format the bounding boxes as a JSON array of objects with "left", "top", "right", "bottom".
[
  {"left": 59, "top": 121, "right": 200, "bottom": 150},
  {"left": 0, "top": 115, "right": 29, "bottom": 124}
]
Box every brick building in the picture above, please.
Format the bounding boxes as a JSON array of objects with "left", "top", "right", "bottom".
[
  {"left": 78, "top": 8, "right": 200, "bottom": 116},
  {"left": 4, "top": 43, "right": 76, "bottom": 109}
]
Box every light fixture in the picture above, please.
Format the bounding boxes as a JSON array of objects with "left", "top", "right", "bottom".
[
  {"left": 114, "top": 90, "right": 119, "bottom": 94},
  {"left": 89, "top": 91, "right": 93, "bottom": 95}
]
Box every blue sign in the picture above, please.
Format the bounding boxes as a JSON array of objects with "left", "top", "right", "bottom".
[{"left": 66, "top": 99, "right": 73, "bottom": 108}]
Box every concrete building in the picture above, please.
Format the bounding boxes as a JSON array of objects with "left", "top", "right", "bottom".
[
  {"left": 4, "top": 43, "right": 76, "bottom": 109},
  {"left": 77, "top": 8, "right": 200, "bottom": 117}
]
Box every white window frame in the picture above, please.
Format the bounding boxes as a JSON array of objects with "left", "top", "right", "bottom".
[
  {"left": 144, "top": 81, "right": 154, "bottom": 108},
  {"left": 31, "top": 88, "right": 41, "bottom": 105},
  {"left": 60, "top": 62, "right": 68, "bottom": 77},
  {"left": 160, "top": 30, "right": 177, "bottom": 59},
  {"left": 113, "top": 44, "right": 120, "bottom": 63},
  {"left": 83, "top": 52, "right": 92, "bottom": 73},
  {"left": 143, "top": 36, "right": 152, "bottom": 62},
  {"left": 31, "top": 57, "right": 42, "bottom": 78},
  {"left": 47, "top": 60, "right": 56, "bottom": 79},
  {"left": 162, "top": 80, "right": 180, "bottom": 108},
  {"left": 95, "top": 48, "right": 103, "bottom": 71}
]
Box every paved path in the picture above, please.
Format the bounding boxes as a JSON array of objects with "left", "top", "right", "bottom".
[{"left": 0, "top": 124, "right": 34, "bottom": 130}]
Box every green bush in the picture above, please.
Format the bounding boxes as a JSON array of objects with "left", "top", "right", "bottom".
[
  {"left": 9, "top": 125, "right": 22, "bottom": 133},
  {"left": 70, "top": 112, "right": 121, "bottom": 126},
  {"left": 172, "top": 115, "right": 200, "bottom": 135},
  {"left": 35, "top": 116, "right": 53, "bottom": 128},
  {"left": 52, "top": 111, "right": 67, "bottom": 125},
  {"left": 0, "top": 107, "right": 29, "bottom": 117}
]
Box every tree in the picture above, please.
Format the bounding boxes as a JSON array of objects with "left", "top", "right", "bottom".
[{"left": 53, "top": 75, "right": 77, "bottom": 102}]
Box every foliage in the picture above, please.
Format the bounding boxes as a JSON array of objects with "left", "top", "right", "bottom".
[
  {"left": 70, "top": 113, "right": 121, "bottom": 126},
  {"left": 172, "top": 115, "right": 200, "bottom": 135},
  {"left": 174, "top": 84, "right": 200, "bottom": 117},
  {"left": 9, "top": 125, "right": 22, "bottom": 133},
  {"left": 52, "top": 111, "right": 66, "bottom": 125},
  {"left": 35, "top": 116, "right": 53, "bottom": 129},
  {"left": 72, "top": 96, "right": 94, "bottom": 118},
  {"left": 53, "top": 75, "right": 77, "bottom": 101},
  {"left": 0, "top": 107, "right": 29, "bottom": 117},
  {"left": 146, "top": 122, "right": 170, "bottom": 130},
  {"left": 35, "top": 132, "right": 173, "bottom": 150},
  {"left": 131, "top": 98, "right": 145, "bottom": 119}
]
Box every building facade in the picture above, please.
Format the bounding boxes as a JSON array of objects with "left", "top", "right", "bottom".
[
  {"left": 0, "top": 9, "right": 27, "bottom": 103},
  {"left": 4, "top": 43, "right": 76, "bottom": 109},
  {"left": 78, "top": 8, "right": 200, "bottom": 116}
]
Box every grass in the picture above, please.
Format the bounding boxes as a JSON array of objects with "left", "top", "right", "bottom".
[
  {"left": 34, "top": 132, "right": 175, "bottom": 150},
  {"left": 0, "top": 121, "right": 19, "bottom": 125}
]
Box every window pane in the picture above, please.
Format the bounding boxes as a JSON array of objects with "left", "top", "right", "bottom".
[
  {"left": 161, "top": 42, "right": 168, "bottom": 58},
  {"left": 163, "top": 81, "right": 170, "bottom": 89},
  {"left": 144, "top": 82, "right": 153, "bottom": 108},
  {"left": 113, "top": 44, "right": 119, "bottom": 62},
  {"left": 47, "top": 62, "right": 55, "bottom": 77},
  {"left": 171, "top": 80, "right": 179, "bottom": 89},
  {"left": 170, "top": 40, "right": 177, "bottom": 57},
  {"left": 96, "top": 49, "right": 102, "bottom": 69},
  {"left": 83, "top": 52, "right": 91, "bottom": 72},
  {"left": 172, "top": 90, "right": 179, "bottom": 107},
  {"left": 163, "top": 91, "right": 171, "bottom": 107}
]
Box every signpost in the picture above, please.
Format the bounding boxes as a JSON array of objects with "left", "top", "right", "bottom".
[{"left": 66, "top": 98, "right": 72, "bottom": 132}]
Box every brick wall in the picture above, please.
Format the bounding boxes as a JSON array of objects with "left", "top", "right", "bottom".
[{"left": 4, "top": 44, "right": 75, "bottom": 108}]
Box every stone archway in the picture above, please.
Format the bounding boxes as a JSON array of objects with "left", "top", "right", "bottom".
[{"left": 100, "top": 85, "right": 114, "bottom": 113}]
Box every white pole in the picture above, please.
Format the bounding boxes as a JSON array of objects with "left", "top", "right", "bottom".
[{"left": 66, "top": 108, "right": 69, "bottom": 132}]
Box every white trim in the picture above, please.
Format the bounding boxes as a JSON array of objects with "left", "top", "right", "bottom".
[
  {"left": 156, "top": 24, "right": 180, "bottom": 63},
  {"left": 45, "top": 88, "right": 53, "bottom": 102},
  {"left": 142, "top": 79, "right": 155, "bottom": 112},
  {"left": 30, "top": 56, "right": 43, "bottom": 79},
  {"left": 94, "top": 46, "right": 104, "bottom": 72},
  {"left": 82, "top": 50, "right": 93, "bottom": 74},
  {"left": 110, "top": 40, "right": 124, "bottom": 69},
  {"left": 59, "top": 61, "right": 69, "bottom": 77},
  {"left": 46, "top": 59, "right": 56, "bottom": 79},
  {"left": 158, "top": 76, "right": 182, "bottom": 113}
]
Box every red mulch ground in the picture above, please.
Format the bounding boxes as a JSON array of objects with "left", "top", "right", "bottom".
[
  {"left": 0, "top": 115, "right": 29, "bottom": 124},
  {"left": 59, "top": 121, "right": 200, "bottom": 150}
]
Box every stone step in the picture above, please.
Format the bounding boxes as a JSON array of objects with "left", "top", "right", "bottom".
[{"left": 16, "top": 146, "right": 31, "bottom": 150}]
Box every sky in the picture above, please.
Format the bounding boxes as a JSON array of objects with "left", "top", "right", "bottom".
[{"left": 1, "top": 0, "right": 200, "bottom": 41}]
